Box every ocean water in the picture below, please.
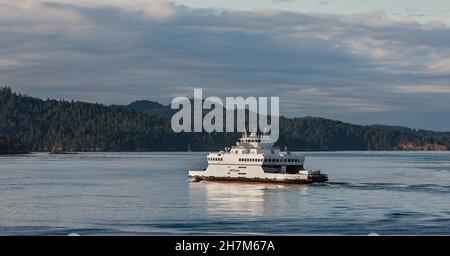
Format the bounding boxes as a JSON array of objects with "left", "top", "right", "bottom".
[{"left": 0, "top": 151, "right": 449, "bottom": 235}]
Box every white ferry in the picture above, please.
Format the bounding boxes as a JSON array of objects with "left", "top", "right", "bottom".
[{"left": 188, "top": 132, "right": 328, "bottom": 184}]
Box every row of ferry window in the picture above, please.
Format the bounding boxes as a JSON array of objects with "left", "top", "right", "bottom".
[
  {"left": 238, "top": 158, "right": 301, "bottom": 162},
  {"left": 240, "top": 139, "right": 261, "bottom": 143},
  {"left": 209, "top": 158, "right": 301, "bottom": 162},
  {"left": 239, "top": 158, "right": 263, "bottom": 162}
]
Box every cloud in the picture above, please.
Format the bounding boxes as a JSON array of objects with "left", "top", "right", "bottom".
[
  {"left": 427, "top": 58, "right": 450, "bottom": 74},
  {"left": 1, "top": 0, "right": 450, "bottom": 130},
  {"left": 4, "top": 0, "right": 176, "bottom": 21},
  {"left": 394, "top": 85, "right": 450, "bottom": 94}
]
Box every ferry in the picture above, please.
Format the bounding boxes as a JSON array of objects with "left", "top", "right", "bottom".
[{"left": 188, "top": 131, "right": 328, "bottom": 184}]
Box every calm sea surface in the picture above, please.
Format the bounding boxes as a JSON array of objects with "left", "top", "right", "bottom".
[{"left": 0, "top": 152, "right": 449, "bottom": 235}]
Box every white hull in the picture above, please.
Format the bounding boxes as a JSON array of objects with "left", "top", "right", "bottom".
[{"left": 189, "top": 164, "right": 327, "bottom": 184}]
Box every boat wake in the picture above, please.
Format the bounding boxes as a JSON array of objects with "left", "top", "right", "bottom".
[{"left": 325, "top": 182, "right": 450, "bottom": 194}]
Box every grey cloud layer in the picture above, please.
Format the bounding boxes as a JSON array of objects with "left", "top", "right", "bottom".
[{"left": 1, "top": 1, "right": 450, "bottom": 130}]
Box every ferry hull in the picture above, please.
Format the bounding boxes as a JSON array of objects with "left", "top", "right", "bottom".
[
  {"left": 188, "top": 173, "right": 328, "bottom": 184},
  {"left": 188, "top": 161, "right": 328, "bottom": 185}
]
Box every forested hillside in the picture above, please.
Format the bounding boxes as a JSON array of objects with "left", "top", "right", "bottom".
[
  {"left": 1, "top": 87, "right": 449, "bottom": 152},
  {"left": 0, "top": 136, "right": 28, "bottom": 154}
]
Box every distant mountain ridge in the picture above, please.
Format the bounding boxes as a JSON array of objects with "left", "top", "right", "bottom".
[
  {"left": 115, "top": 100, "right": 175, "bottom": 117},
  {"left": 1, "top": 87, "right": 449, "bottom": 152}
]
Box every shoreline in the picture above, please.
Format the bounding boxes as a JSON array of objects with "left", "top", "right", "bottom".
[{"left": 21, "top": 149, "right": 450, "bottom": 153}]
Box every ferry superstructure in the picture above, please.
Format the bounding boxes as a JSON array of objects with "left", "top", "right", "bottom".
[{"left": 188, "top": 132, "right": 328, "bottom": 184}]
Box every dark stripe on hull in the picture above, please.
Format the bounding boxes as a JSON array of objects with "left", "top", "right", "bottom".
[{"left": 189, "top": 175, "right": 327, "bottom": 184}]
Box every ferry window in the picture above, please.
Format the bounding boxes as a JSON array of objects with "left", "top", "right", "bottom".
[{"left": 276, "top": 159, "right": 280, "bottom": 162}]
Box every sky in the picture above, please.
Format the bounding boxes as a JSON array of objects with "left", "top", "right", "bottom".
[{"left": 1, "top": 0, "right": 450, "bottom": 130}]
